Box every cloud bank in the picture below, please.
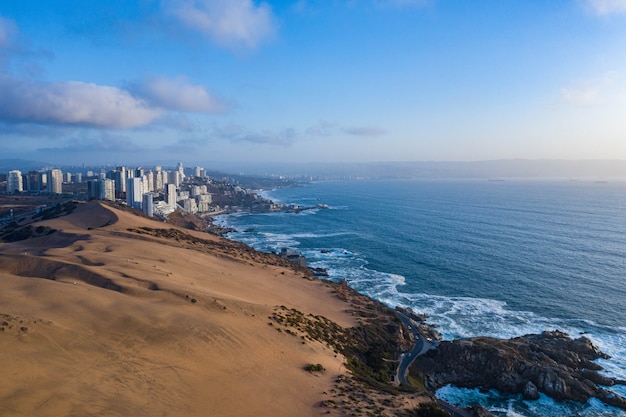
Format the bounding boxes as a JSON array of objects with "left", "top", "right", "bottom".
[
  {"left": 0, "top": 75, "right": 162, "bottom": 128},
  {"left": 133, "top": 75, "right": 229, "bottom": 113},
  {"left": 162, "top": 0, "right": 276, "bottom": 49}
]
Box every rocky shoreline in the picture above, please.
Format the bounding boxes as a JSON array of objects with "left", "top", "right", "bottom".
[{"left": 411, "top": 329, "right": 626, "bottom": 410}]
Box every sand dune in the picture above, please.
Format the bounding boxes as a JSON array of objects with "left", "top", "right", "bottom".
[{"left": 0, "top": 201, "right": 357, "bottom": 417}]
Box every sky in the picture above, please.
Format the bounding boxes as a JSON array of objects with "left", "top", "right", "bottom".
[{"left": 1, "top": 0, "right": 626, "bottom": 166}]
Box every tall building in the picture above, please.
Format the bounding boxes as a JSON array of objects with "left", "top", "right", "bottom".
[
  {"left": 126, "top": 177, "right": 143, "bottom": 210},
  {"left": 101, "top": 179, "right": 115, "bottom": 201},
  {"left": 87, "top": 179, "right": 101, "bottom": 200},
  {"left": 194, "top": 166, "right": 202, "bottom": 177},
  {"left": 168, "top": 171, "right": 181, "bottom": 187},
  {"left": 153, "top": 166, "right": 163, "bottom": 192},
  {"left": 47, "top": 169, "right": 63, "bottom": 194},
  {"left": 108, "top": 169, "right": 126, "bottom": 198},
  {"left": 142, "top": 194, "right": 154, "bottom": 217},
  {"left": 144, "top": 172, "right": 154, "bottom": 193},
  {"left": 177, "top": 162, "right": 185, "bottom": 180},
  {"left": 40, "top": 172, "right": 47, "bottom": 191},
  {"left": 166, "top": 183, "right": 177, "bottom": 209},
  {"left": 7, "top": 170, "right": 23, "bottom": 193},
  {"left": 24, "top": 171, "right": 41, "bottom": 192}
]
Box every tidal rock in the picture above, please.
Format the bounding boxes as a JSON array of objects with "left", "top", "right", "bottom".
[
  {"left": 523, "top": 381, "right": 539, "bottom": 400},
  {"left": 412, "top": 330, "right": 626, "bottom": 410}
]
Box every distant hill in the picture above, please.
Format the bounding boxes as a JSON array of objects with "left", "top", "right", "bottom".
[
  {"left": 0, "top": 158, "right": 52, "bottom": 172},
  {"left": 201, "top": 159, "right": 626, "bottom": 180}
]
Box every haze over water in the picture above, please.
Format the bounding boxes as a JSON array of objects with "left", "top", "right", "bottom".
[{"left": 217, "top": 178, "right": 626, "bottom": 417}]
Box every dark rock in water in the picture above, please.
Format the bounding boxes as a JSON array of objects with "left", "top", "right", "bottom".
[
  {"left": 523, "top": 381, "right": 539, "bottom": 400},
  {"left": 467, "top": 405, "right": 498, "bottom": 417},
  {"left": 310, "top": 267, "right": 329, "bottom": 277},
  {"left": 412, "top": 330, "right": 626, "bottom": 410}
]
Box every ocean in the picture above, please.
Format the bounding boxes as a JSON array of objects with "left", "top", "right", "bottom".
[{"left": 215, "top": 178, "right": 626, "bottom": 417}]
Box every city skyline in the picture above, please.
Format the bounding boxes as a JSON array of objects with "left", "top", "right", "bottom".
[{"left": 1, "top": 1, "right": 626, "bottom": 165}]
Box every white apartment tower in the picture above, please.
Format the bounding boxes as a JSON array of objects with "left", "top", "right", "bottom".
[
  {"left": 47, "top": 169, "right": 63, "bottom": 194},
  {"left": 7, "top": 170, "right": 23, "bottom": 193},
  {"left": 166, "top": 183, "right": 177, "bottom": 209},
  {"left": 101, "top": 179, "right": 115, "bottom": 201},
  {"left": 153, "top": 166, "right": 163, "bottom": 192},
  {"left": 126, "top": 177, "right": 143, "bottom": 210}
]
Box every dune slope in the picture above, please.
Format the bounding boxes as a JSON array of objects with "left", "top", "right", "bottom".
[{"left": 0, "top": 201, "right": 357, "bottom": 417}]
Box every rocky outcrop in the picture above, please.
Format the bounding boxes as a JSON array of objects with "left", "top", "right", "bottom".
[{"left": 412, "top": 330, "right": 626, "bottom": 410}]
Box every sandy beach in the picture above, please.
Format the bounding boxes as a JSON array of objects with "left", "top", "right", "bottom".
[{"left": 0, "top": 201, "right": 360, "bottom": 417}]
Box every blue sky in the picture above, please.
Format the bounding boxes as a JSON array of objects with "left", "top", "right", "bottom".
[{"left": 1, "top": 0, "right": 626, "bottom": 166}]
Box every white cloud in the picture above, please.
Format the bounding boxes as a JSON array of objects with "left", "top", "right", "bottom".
[
  {"left": 134, "top": 75, "right": 228, "bottom": 113},
  {"left": 560, "top": 72, "right": 616, "bottom": 106},
  {"left": 0, "top": 75, "right": 162, "bottom": 128},
  {"left": 162, "top": 0, "right": 276, "bottom": 49},
  {"left": 585, "top": 0, "right": 626, "bottom": 15}
]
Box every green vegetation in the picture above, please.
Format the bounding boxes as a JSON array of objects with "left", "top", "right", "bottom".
[
  {"left": 34, "top": 201, "right": 78, "bottom": 220},
  {"left": 0, "top": 223, "right": 55, "bottom": 242},
  {"left": 305, "top": 363, "right": 326, "bottom": 373}
]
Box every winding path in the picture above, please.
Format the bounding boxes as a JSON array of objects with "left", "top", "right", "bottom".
[
  {"left": 395, "top": 312, "right": 474, "bottom": 417},
  {"left": 395, "top": 311, "right": 432, "bottom": 385}
]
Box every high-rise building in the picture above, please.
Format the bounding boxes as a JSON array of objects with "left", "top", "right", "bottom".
[
  {"left": 47, "top": 169, "right": 63, "bottom": 194},
  {"left": 194, "top": 166, "right": 202, "bottom": 177},
  {"left": 7, "top": 170, "right": 23, "bottom": 193},
  {"left": 145, "top": 171, "right": 154, "bottom": 192},
  {"left": 142, "top": 194, "right": 154, "bottom": 217},
  {"left": 108, "top": 169, "right": 126, "bottom": 198},
  {"left": 153, "top": 166, "right": 163, "bottom": 192},
  {"left": 101, "top": 179, "right": 115, "bottom": 201},
  {"left": 168, "top": 171, "right": 181, "bottom": 187},
  {"left": 166, "top": 183, "right": 177, "bottom": 209},
  {"left": 40, "top": 172, "right": 47, "bottom": 191},
  {"left": 64, "top": 172, "right": 72, "bottom": 183},
  {"left": 126, "top": 177, "right": 143, "bottom": 210},
  {"left": 87, "top": 179, "right": 101, "bottom": 200}
]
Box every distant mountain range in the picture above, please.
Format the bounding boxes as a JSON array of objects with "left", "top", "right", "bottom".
[
  {"left": 3, "top": 158, "right": 626, "bottom": 180},
  {"left": 201, "top": 159, "right": 626, "bottom": 180}
]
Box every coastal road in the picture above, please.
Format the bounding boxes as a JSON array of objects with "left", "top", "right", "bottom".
[
  {"left": 395, "top": 312, "right": 475, "bottom": 417},
  {"left": 395, "top": 312, "right": 431, "bottom": 386}
]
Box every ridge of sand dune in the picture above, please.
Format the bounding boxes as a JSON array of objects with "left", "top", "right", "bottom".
[{"left": 0, "top": 201, "right": 362, "bottom": 417}]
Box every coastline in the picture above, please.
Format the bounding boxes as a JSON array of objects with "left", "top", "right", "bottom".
[
  {"left": 1, "top": 193, "right": 624, "bottom": 414},
  {"left": 212, "top": 182, "right": 624, "bottom": 415}
]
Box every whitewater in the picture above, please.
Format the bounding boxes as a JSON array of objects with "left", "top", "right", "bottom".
[{"left": 215, "top": 178, "right": 626, "bottom": 417}]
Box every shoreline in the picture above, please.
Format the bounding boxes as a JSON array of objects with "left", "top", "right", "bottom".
[{"left": 211, "top": 187, "right": 624, "bottom": 414}]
